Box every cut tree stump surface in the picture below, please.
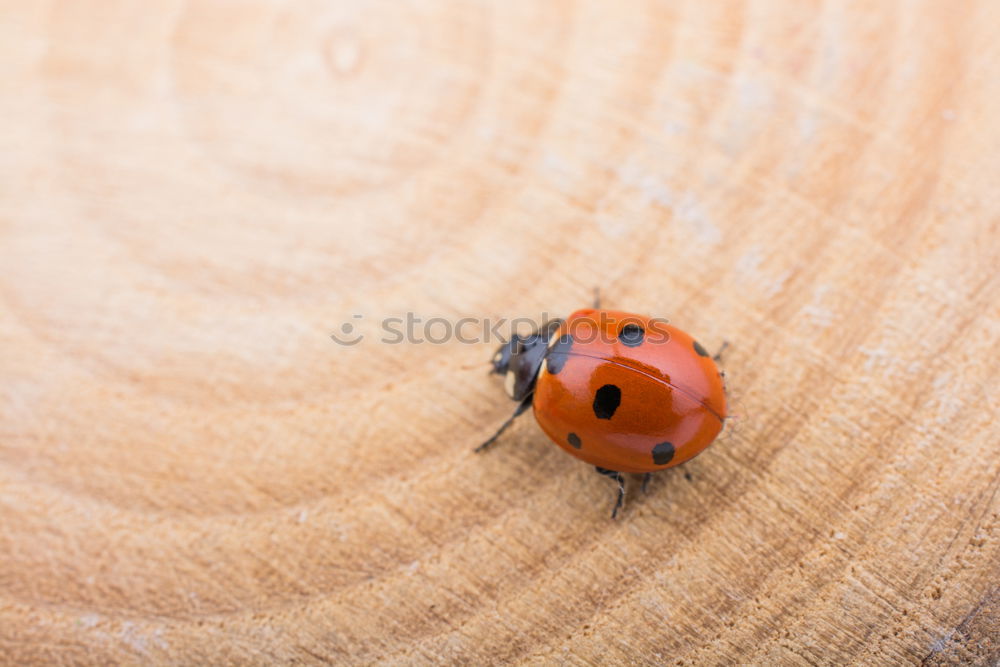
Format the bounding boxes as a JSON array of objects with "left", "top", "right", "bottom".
[{"left": 1, "top": 1, "right": 998, "bottom": 665}]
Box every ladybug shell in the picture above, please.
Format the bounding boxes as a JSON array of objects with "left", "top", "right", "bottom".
[{"left": 532, "top": 309, "right": 727, "bottom": 473}]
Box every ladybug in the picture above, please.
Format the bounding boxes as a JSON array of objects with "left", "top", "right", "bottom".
[{"left": 478, "top": 293, "right": 727, "bottom": 518}]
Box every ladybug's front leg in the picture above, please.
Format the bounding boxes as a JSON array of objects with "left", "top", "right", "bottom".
[
  {"left": 595, "top": 467, "right": 625, "bottom": 519},
  {"left": 474, "top": 395, "right": 533, "bottom": 453}
]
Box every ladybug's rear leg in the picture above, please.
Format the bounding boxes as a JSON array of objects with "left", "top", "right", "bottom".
[
  {"left": 474, "top": 395, "right": 533, "bottom": 453},
  {"left": 641, "top": 472, "right": 652, "bottom": 493},
  {"left": 595, "top": 467, "right": 625, "bottom": 519}
]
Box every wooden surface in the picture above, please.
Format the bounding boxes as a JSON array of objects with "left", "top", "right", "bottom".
[{"left": 1, "top": 1, "right": 999, "bottom": 664}]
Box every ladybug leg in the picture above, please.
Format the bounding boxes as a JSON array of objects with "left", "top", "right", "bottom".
[
  {"left": 592, "top": 287, "right": 601, "bottom": 309},
  {"left": 595, "top": 467, "right": 625, "bottom": 519},
  {"left": 641, "top": 472, "right": 652, "bottom": 493},
  {"left": 712, "top": 341, "right": 730, "bottom": 363},
  {"left": 474, "top": 395, "right": 533, "bottom": 453}
]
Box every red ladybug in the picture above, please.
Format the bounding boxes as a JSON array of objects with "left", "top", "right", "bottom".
[{"left": 478, "top": 294, "right": 727, "bottom": 518}]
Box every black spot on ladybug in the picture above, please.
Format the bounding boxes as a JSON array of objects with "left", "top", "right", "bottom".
[
  {"left": 567, "top": 432, "right": 582, "bottom": 449},
  {"left": 545, "top": 334, "right": 574, "bottom": 374},
  {"left": 652, "top": 441, "right": 675, "bottom": 465},
  {"left": 592, "top": 384, "right": 621, "bottom": 420},
  {"left": 619, "top": 323, "right": 645, "bottom": 347},
  {"left": 693, "top": 340, "right": 709, "bottom": 357}
]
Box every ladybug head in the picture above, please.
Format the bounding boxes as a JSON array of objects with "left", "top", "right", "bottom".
[
  {"left": 490, "top": 337, "right": 520, "bottom": 376},
  {"left": 491, "top": 320, "right": 562, "bottom": 401}
]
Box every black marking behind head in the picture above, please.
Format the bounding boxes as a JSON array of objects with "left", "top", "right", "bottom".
[
  {"left": 693, "top": 340, "right": 709, "bottom": 357},
  {"left": 592, "top": 384, "right": 622, "bottom": 420},
  {"left": 567, "top": 432, "right": 582, "bottom": 449},
  {"left": 652, "top": 441, "right": 675, "bottom": 465},
  {"left": 619, "top": 323, "right": 645, "bottom": 347},
  {"left": 545, "top": 333, "right": 574, "bottom": 375}
]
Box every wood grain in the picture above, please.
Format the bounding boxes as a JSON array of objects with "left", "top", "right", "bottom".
[{"left": 2, "top": 1, "right": 999, "bottom": 664}]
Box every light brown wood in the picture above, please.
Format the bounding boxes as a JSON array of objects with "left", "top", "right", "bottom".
[{"left": 2, "top": 1, "right": 998, "bottom": 664}]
